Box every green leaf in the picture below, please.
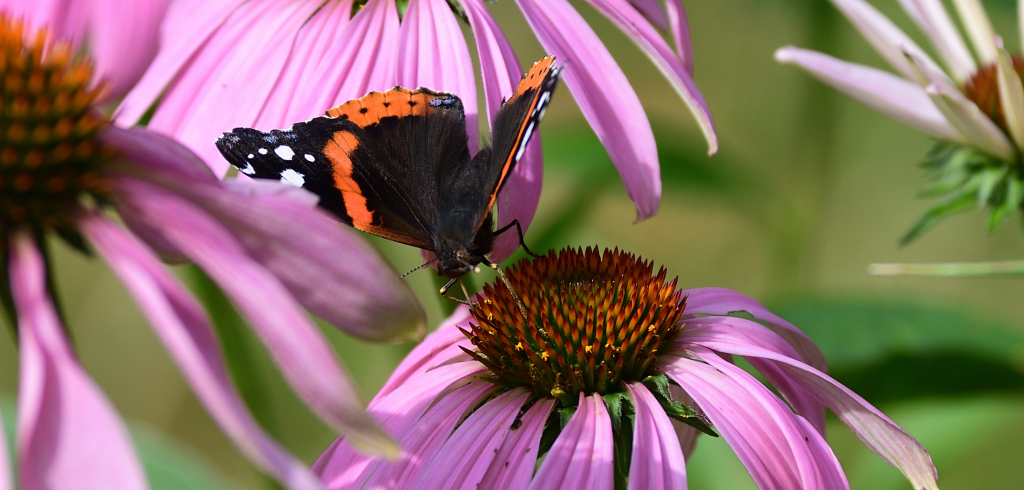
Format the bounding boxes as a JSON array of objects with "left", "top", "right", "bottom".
[
  {"left": 1, "top": 396, "right": 238, "bottom": 490},
  {"left": 769, "top": 298, "right": 1024, "bottom": 403}
]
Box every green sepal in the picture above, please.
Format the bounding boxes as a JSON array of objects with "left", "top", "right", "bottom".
[
  {"left": 603, "top": 392, "right": 634, "bottom": 490},
  {"left": 901, "top": 186, "right": 981, "bottom": 246},
  {"left": 642, "top": 374, "right": 718, "bottom": 437},
  {"left": 989, "top": 177, "right": 1024, "bottom": 232}
]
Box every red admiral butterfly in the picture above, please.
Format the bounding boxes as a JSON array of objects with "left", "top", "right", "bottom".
[{"left": 216, "top": 57, "right": 562, "bottom": 302}]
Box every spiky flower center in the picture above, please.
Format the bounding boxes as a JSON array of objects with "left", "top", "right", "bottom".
[
  {"left": 462, "top": 247, "right": 684, "bottom": 405},
  {"left": 0, "top": 16, "right": 112, "bottom": 252},
  {"left": 964, "top": 55, "right": 1024, "bottom": 137}
]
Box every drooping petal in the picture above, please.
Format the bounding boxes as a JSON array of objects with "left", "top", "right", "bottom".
[
  {"left": 297, "top": 0, "right": 399, "bottom": 120},
  {"left": 774, "top": 47, "right": 964, "bottom": 142},
  {"left": 80, "top": 215, "right": 323, "bottom": 490},
  {"left": 897, "top": 0, "right": 976, "bottom": 81},
  {"left": 827, "top": 0, "right": 945, "bottom": 81},
  {"left": 86, "top": 0, "right": 169, "bottom": 101},
  {"left": 115, "top": 178, "right": 395, "bottom": 456},
  {"left": 585, "top": 0, "right": 717, "bottom": 155},
  {"left": 256, "top": 0, "right": 354, "bottom": 128},
  {"left": 342, "top": 380, "right": 495, "bottom": 490},
  {"left": 479, "top": 398, "right": 556, "bottom": 489},
  {"left": 794, "top": 415, "right": 850, "bottom": 490},
  {"left": 661, "top": 351, "right": 846, "bottom": 490},
  {"left": 995, "top": 39, "right": 1024, "bottom": 152},
  {"left": 398, "top": 0, "right": 478, "bottom": 153},
  {"left": 951, "top": 0, "right": 997, "bottom": 63},
  {"left": 624, "top": 382, "right": 687, "bottom": 490},
  {"left": 146, "top": 0, "right": 327, "bottom": 175},
  {"left": 313, "top": 364, "right": 486, "bottom": 488},
  {"left": 529, "top": 393, "right": 614, "bottom": 490},
  {"left": 677, "top": 337, "right": 938, "bottom": 489},
  {"left": 411, "top": 389, "right": 532, "bottom": 489},
  {"left": 458, "top": 0, "right": 544, "bottom": 260},
  {"left": 680, "top": 287, "right": 827, "bottom": 372},
  {"left": 679, "top": 317, "right": 828, "bottom": 434},
  {"left": 117, "top": 0, "right": 249, "bottom": 124},
  {"left": 0, "top": 400, "right": 10, "bottom": 490},
  {"left": 376, "top": 306, "right": 474, "bottom": 399},
  {"left": 107, "top": 127, "right": 427, "bottom": 343},
  {"left": 517, "top": 0, "right": 662, "bottom": 221},
  {"left": 9, "top": 232, "right": 147, "bottom": 490},
  {"left": 627, "top": 0, "right": 668, "bottom": 31},
  {"left": 664, "top": 0, "right": 694, "bottom": 75}
]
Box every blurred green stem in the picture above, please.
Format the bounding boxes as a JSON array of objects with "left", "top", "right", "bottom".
[
  {"left": 870, "top": 260, "right": 1024, "bottom": 276},
  {"left": 768, "top": 0, "right": 842, "bottom": 295}
]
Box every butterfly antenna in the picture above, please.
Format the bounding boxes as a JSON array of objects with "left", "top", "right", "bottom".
[
  {"left": 439, "top": 277, "right": 473, "bottom": 306},
  {"left": 493, "top": 219, "right": 542, "bottom": 258},
  {"left": 481, "top": 258, "right": 529, "bottom": 320},
  {"left": 401, "top": 258, "right": 439, "bottom": 279}
]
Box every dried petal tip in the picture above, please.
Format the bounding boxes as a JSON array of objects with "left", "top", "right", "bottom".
[
  {"left": 0, "top": 15, "right": 112, "bottom": 249},
  {"left": 463, "top": 247, "right": 685, "bottom": 403}
]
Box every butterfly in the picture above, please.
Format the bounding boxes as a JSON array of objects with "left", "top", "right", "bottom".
[{"left": 215, "top": 57, "right": 562, "bottom": 301}]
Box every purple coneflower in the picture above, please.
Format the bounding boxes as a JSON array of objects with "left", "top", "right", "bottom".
[
  {"left": 1, "top": 0, "right": 170, "bottom": 101},
  {"left": 776, "top": 0, "right": 1024, "bottom": 242},
  {"left": 0, "top": 16, "right": 424, "bottom": 489},
  {"left": 313, "top": 247, "right": 938, "bottom": 490},
  {"left": 117, "top": 0, "right": 716, "bottom": 257}
]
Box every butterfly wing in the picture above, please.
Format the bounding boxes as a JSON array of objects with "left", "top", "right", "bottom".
[
  {"left": 216, "top": 87, "right": 472, "bottom": 251},
  {"left": 468, "top": 56, "right": 563, "bottom": 232}
]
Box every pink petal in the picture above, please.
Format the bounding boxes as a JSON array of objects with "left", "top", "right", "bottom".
[
  {"left": 680, "top": 287, "right": 827, "bottom": 372},
  {"left": 376, "top": 306, "right": 474, "bottom": 399},
  {"left": 398, "top": 0, "right": 478, "bottom": 153},
  {"left": 148, "top": 0, "right": 327, "bottom": 175},
  {"left": 333, "top": 380, "right": 495, "bottom": 489},
  {"left": 8, "top": 232, "right": 147, "bottom": 490},
  {"left": 80, "top": 215, "right": 323, "bottom": 490},
  {"left": 828, "top": 0, "right": 944, "bottom": 81},
  {"left": 585, "top": 0, "right": 716, "bottom": 155},
  {"left": 898, "top": 0, "right": 976, "bottom": 81},
  {"left": 117, "top": 0, "right": 249, "bottom": 124},
  {"left": 297, "top": 0, "right": 400, "bottom": 120},
  {"left": 624, "top": 382, "right": 687, "bottom": 490},
  {"left": 114, "top": 178, "right": 394, "bottom": 456},
  {"left": 679, "top": 317, "right": 829, "bottom": 435},
  {"left": 774, "top": 47, "right": 963, "bottom": 141},
  {"left": 794, "top": 415, "right": 850, "bottom": 490},
  {"left": 86, "top": 0, "right": 169, "bottom": 101},
  {"left": 660, "top": 350, "right": 846, "bottom": 489},
  {"left": 664, "top": 0, "right": 694, "bottom": 75},
  {"left": 529, "top": 393, "right": 614, "bottom": 490},
  {"left": 459, "top": 0, "right": 544, "bottom": 260},
  {"left": 517, "top": 0, "right": 661, "bottom": 221},
  {"left": 255, "top": 0, "right": 355, "bottom": 129},
  {"left": 673, "top": 337, "right": 938, "bottom": 489},
  {"left": 479, "top": 398, "right": 556, "bottom": 489},
  {"left": 627, "top": 0, "right": 669, "bottom": 30},
  {"left": 0, "top": 403, "right": 9, "bottom": 490},
  {"left": 411, "top": 388, "right": 532, "bottom": 489},
  {"left": 668, "top": 386, "right": 701, "bottom": 459}
]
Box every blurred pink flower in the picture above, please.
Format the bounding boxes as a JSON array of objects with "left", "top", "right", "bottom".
[
  {"left": 0, "top": 0, "right": 170, "bottom": 101},
  {"left": 0, "top": 17, "right": 424, "bottom": 489},
  {"left": 117, "top": 0, "right": 716, "bottom": 244},
  {"left": 313, "top": 248, "right": 938, "bottom": 490}
]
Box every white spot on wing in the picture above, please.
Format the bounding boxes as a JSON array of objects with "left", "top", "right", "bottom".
[
  {"left": 275, "top": 145, "right": 295, "bottom": 160},
  {"left": 305, "top": 154, "right": 315, "bottom": 162},
  {"left": 514, "top": 122, "right": 535, "bottom": 162},
  {"left": 258, "top": 148, "right": 268, "bottom": 155},
  {"left": 280, "top": 169, "right": 305, "bottom": 187},
  {"left": 241, "top": 163, "right": 255, "bottom": 175}
]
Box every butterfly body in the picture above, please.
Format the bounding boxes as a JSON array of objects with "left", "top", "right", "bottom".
[{"left": 216, "top": 57, "right": 562, "bottom": 278}]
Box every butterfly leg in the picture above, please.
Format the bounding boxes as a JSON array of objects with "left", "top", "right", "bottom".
[
  {"left": 481, "top": 258, "right": 529, "bottom": 320},
  {"left": 440, "top": 277, "right": 474, "bottom": 306},
  {"left": 493, "top": 219, "right": 542, "bottom": 258}
]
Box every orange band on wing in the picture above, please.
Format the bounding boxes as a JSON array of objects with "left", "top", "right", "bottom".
[
  {"left": 324, "top": 131, "right": 374, "bottom": 227},
  {"left": 325, "top": 87, "right": 442, "bottom": 128}
]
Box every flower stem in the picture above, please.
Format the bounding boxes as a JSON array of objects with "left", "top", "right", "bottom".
[{"left": 869, "top": 260, "right": 1024, "bottom": 276}]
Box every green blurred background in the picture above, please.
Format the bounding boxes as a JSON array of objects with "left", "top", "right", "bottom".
[{"left": 4, "top": 0, "right": 1024, "bottom": 487}]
